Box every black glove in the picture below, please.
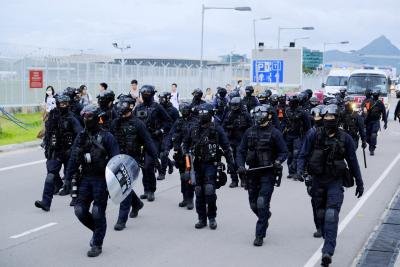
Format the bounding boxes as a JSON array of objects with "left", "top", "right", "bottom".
[
  {"left": 384, "top": 123, "right": 388, "bottom": 130},
  {"left": 361, "top": 141, "right": 367, "bottom": 149},
  {"left": 307, "top": 186, "right": 312, "bottom": 197},
  {"left": 227, "top": 163, "right": 235, "bottom": 174},
  {"left": 237, "top": 166, "right": 247, "bottom": 175},
  {"left": 273, "top": 161, "right": 282, "bottom": 170},
  {"left": 182, "top": 171, "right": 191, "bottom": 182},
  {"left": 160, "top": 151, "right": 169, "bottom": 158},
  {"left": 355, "top": 185, "right": 364, "bottom": 198},
  {"left": 59, "top": 180, "right": 71, "bottom": 196}
]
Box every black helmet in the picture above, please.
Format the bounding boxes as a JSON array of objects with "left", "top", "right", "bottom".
[
  {"left": 97, "top": 90, "right": 115, "bottom": 109},
  {"left": 229, "top": 97, "right": 242, "bottom": 111},
  {"left": 192, "top": 88, "right": 203, "bottom": 98},
  {"left": 179, "top": 103, "right": 192, "bottom": 118},
  {"left": 327, "top": 98, "right": 338, "bottom": 105},
  {"left": 309, "top": 96, "right": 320, "bottom": 107},
  {"left": 140, "top": 85, "right": 156, "bottom": 102},
  {"left": 253, "top": 104, "right": 274, "bottom": 126},
  {"left": 116, "top": 98, "right": 135, "bottom": 117},
  {"left": 217, "top": 87, "right": 227, "bottom": 98},
  {"left": 80, "top": 104, "right": 100, "bottom": 131},
  {"left": 321, "top": 104, "right": 339, "bottom": 117},
  {"left": 289, "top": 95, "right": 299, "bottom": 108},
  {"left": 270, "top": 94, "right": 279, "bottom": 106},
  {"left": 304, "top": 89, "right": 313, "bottom": 100},
  {"left": 264, "top": 89, "right": 272, "bottom": 98},
  {"left": 63, "top": 87, "right": 80, "bottom": 102},
  {"left": 197, "top": 103, "right": 214, "bottom": 124},
  {"left": 159, "top": 92, "right": 172, "bottom": 105},
  {"left": 278, "top": 94, "right": 286, "bottom": 104},
  {"left": 298, "top": 92, "right": 308, "bottom": 105},
  {"left": 323, "top": 96, "right": 334, "bottom": 105},
  {"left": 56, "top": 94, "right": 71, "bottom": 107},
  {"left": 229, "top": 89, "right": 240, "bottom": 99},
  {"left": 245, "top": 86, "right": 254, "bottom": 95},
  {"left": 257, "top": 91, "right": 269, "bottom": 104}
]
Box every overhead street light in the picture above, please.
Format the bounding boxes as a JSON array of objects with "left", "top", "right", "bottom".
[
  {"left": 323, "top": 41, "right": 350, "bottom": 66},
  {"left": 253, "top": 17, "right": 272, "bottom": 85},
  {"left": 200, "top": 4, "right": 252, "bottom": 89},
  {"left": 277, "top": 26, "right": 314, "bottom": 48},
  {"left": 112, "top": 42, "right": 132, "bottom": 87}
]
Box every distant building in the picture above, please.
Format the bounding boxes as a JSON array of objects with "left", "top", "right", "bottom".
[
  {"left": 219, "top": 54, "right": 248, "bottom": 64},
  {"left": 303, "top": 48, "right": 323, "bottom": 70}
]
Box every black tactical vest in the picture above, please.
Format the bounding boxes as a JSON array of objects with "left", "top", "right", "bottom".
[
  {"left": 245, "top": 126, "right": 274, "bottom": 167},
  {"left": 242, "top": 96, "right": 258, "bottom": 112},
  {"left": 342, "top": 113, "right": 358, "bottom": 138},
  {"left": 80, "top": 132, "right": 109, "bottom": 177},
  {"left": 115, "top": 119, "right": 141, "bottom": 158},
  {"left": 285, "top": 108, "right": 304, "bottom": 133},
  {"left": 191, "top": 125, "right": 219, "bottom": 162},
  {"left": 308, "top": 129, "right": 348, "bottom": 183}
]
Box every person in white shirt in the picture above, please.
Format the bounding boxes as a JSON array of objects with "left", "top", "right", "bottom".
[
  {"left": 129, "top": 79, "right": 142, "bottom": 105},
  {"left": 79, "top": 85, "right": 92, "bottom": 107},
  {"left": 170, "top": 83, "right": 180, "bottom": 110},
  {"left": 45, "top": 85, "right": 56, "bottom": 112}
]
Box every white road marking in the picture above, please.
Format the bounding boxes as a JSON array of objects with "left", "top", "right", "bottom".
[
  {"left": 10, "top": 222, "right": 58, "bottom": 239},
  {"left": 304, "top": 152, "right": 400, "bottom": 267},
  {"left": 0, "top": 159, "right": 45, "bottom": 172}
]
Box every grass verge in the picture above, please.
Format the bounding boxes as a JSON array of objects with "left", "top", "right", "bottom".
[{"left": 0, "top": 112, "right": 43, "bottom": 146}]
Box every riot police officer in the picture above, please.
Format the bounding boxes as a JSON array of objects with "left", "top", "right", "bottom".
[
  {"left": 236, "top": 105, "right": 288, "bottom": 246},
  {"left": 190, "top": 88, "right": 206, "bottom": 112},
  {"left": 309, "top": 96, "right": 320, "bottom": 109},
  {"left": 63, "top": 87, "right": 84, "bottom": 125},
  {"left": 163, "top": 103, "right": 198, "bottom": 210},
  {"left": 336, "top": 87, "right": 347, "bottom": 110},
  {"left": 341, "top": 96, "right": 366, "bottom": 149},
  {"left": 269, "top": 94, "right": 279, "bottom": 108},
  {"left": 212, "top": 87, "right": 229, "bottom": 124},
  {"left": 158, "top": 92, "right": 179, "bottom": 180},
  {"left": 222, "top": 97, "right": 253, "bottom": 188},
  {"left": 395, "top": 99, "right": 400, "bottom": 123},
  {"left": 276, "top": 94, "right": 287, "bottom": 126},
  {"left": 297, "top": 104, "right": 364, "bottom": 267},
  {"left": 111, "top": 98, "right": 158, "bottom": 231},
  {"left": 134, "top": 85, "right": 172, "bottom": 201},
  {"left": 242, "top": 86, "right": 260, "bottom": 113},
  {"left": 182, "top": 103, "right": 235, "bottom": 229},
  {"left": 257, "top": 90, "right": 270, "bottom": 105},
  {"left": 35, "top": 94, "right": 83, "bottom": 211},
  {"left": 282, "top": 95, "right": 311, "bottom": 179},
  {"left": 97, "top": 90, "right": 117, "bottom": 131},
  {"left": 66, "top": 104, "right": 120, "bottom": 257},
  {"left": 361, "top": 90, "right": 387, "bottom": 155}
]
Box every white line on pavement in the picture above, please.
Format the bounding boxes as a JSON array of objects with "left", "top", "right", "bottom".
[
  {"left": 0, "top": 159, "right": 45, "bottom": 172},
  {"left": 304, "top": 152, "right": 400, "bottom": 267},
  {"left": 9, "top": 222, "right": 58, "bottom": 239}
]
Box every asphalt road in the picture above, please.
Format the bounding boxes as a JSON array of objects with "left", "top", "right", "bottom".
[{"left": 1, "top": 105, "right": 400, "bottom": 267}]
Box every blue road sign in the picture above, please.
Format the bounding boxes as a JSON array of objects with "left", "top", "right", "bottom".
[{"left": 252, "top": 60, "right": 284, "bottom": 83}]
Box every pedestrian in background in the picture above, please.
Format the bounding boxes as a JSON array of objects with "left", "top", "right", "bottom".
[
  {"left": 37, "top": 85, "right": 56, "bottom": 139},
  {"left": 204, "top": 87, "right": 213, "bottom": 102},
  {"left": 170, "top": 83, "right": 180, "bottom": 109},
  {"left": 79, "top": 85, "right": 92, "bottom": 107},
  {"left": 99, "top": 82, "right": 108, "bottom": 93}
]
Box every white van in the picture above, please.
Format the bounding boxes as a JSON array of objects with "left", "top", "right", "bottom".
[{"left": 322, "top": 69, "right": 352, "bottom": 97}]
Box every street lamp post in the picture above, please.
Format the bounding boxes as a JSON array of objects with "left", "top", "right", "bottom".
[
  {"left": 253, "top": 17, "right": 271, "bottom": 85},
  {"left": 277, "top": 26, "right": 314, "bottom": 48},
  {"left": 292, "top": 36, "right": 310, "bottom": 47},
  {"left": 200, "top": 5, "right": 251, "bottom": 89},
  {"left": 112, "top": 42, "right": 131, "bottom": 88}
]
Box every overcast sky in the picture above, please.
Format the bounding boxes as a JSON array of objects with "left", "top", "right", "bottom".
[{"left": 1, "top": 0, "right": 399, "bottom": 59}]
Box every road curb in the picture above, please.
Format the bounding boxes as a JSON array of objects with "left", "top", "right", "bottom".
[{"left": 0, "top": 140, "right": 42, "bottom": 153}]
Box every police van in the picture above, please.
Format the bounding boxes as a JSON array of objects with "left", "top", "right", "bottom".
[
  {"left": 322, "top": 69, "right": 352, "bottom": 97},
  {"left": 346, "top": 69, "right": 390, "bottom": 112}
]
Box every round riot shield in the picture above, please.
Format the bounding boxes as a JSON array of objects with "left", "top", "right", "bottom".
[{"left": 106, "top": 154, "right": 140, "bottom": 204}]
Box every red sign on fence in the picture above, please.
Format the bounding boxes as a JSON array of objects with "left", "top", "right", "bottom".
[{"left": 29, "top": 70, "right": 43, "bottom": 88}]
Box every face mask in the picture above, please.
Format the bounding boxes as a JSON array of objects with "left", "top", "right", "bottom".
[
  {"left": 373, "top": 95, "right": 379, "bottom": 100},
  {"left": 245, "top": 91, "right": 252, "bottom": 97},
  {"left": 46, "top": 91, "right": 52, "bottom": 96},
  {"left": 314, "top": 119, "right": 323, "bottom": 127},
  {"left": 59, "top": 106, "right": 69, "bottom": 115},
  {"left": 219, "top": 92, "right": 227, "bottom": 98},
  {"left": 84, "top": 118, "right": 98, "bottom": 131},
  {"left": 323, "top": 119, "right": 338, "bottom": 135},
  {"left": 142, "top": 94, "right": 152, "bottom": 103}
]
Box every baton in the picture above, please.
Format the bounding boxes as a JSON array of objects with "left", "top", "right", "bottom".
[
  {"left": 362, "top": 148, "right": 367, "bottom": 168},
  {"left": 246, "top": 165, "right": 274, "bottom": 173}
]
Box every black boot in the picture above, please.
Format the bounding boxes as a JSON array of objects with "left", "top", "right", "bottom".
[
  {"left": 186, "top": 198, "right": 194, "bottom": 210},
  {"left": 195, "top": 220, "right": 207, "bottom": 229},
  {"left": 178, "top": 199, "right": 187, "bottom": 208},
  {"left": 321, "top": 253, "right": 332, "bottom": 266},
  {"left": 157, "top": 174, "right": 165, "bottom": 180},
  {"left": 313, "top": 228, "right": 322, "bottom": 238},
  {"left": 34, "top": 200, "right": 50, "bottom": 212},
  {"left": 168, "top": 161, "right": 174, "bottom": 174},
  {"left": 87, "top": 246, "right": 102, "bottom": 257},
  {"left": 229, "top": 181, "right": 238, "bottom": 188},
  {"left": 287, "top": 174, "right": 293, "bottom": 179},
  {"left": 129, "top": 201, "right": 144, "bottom": 218},
  {"left": 147, "top": 192, "right": 155, "bottom": 202},
  {"left": 209, "top": 218, "right": 217, "bottom": 230},
  {"left": 253, "top": 236, "right": 264, "bottom": 246},
  {"left": 70, "top": 198, "right": 77, "bottom": 207},
  {"left": 140, "top": 192, "right": 148, "bottom": 199},
  {"left": 370, "top": 150, "right": 375, "bottom": 156},
  {"left": 114, "top": 221, "right": 126, "bottom": 231}
]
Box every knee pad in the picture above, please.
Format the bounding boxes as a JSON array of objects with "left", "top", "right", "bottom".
[
  {"left": 316, "top": 209, "right": 325, "bottom": 221},
  {"left": 257, "top": 196, "right": 265, "bottom": 209},
  {"left": 194, "top": 186, "right": 202, "bottom": 197},
  {"left": 371, "top": 133, "right": 377, "bottom": 139},
  {"left": 325, "top": 208, "right": 338, "bottom": 223},
  {"left": 293, "top": 149, "right": 299, "bottom": 157},
  {"left": 204, "top": 184, "right": 215, "bottom": 196},
  {"left": 45, "top": 173, "right": 55, "bottom": 183},
  {"left": 74, "top": 205, "right": 84, "bottom": 218},
  {"left": 92, "top": 205, "right": 104, "bottom": 220}
]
